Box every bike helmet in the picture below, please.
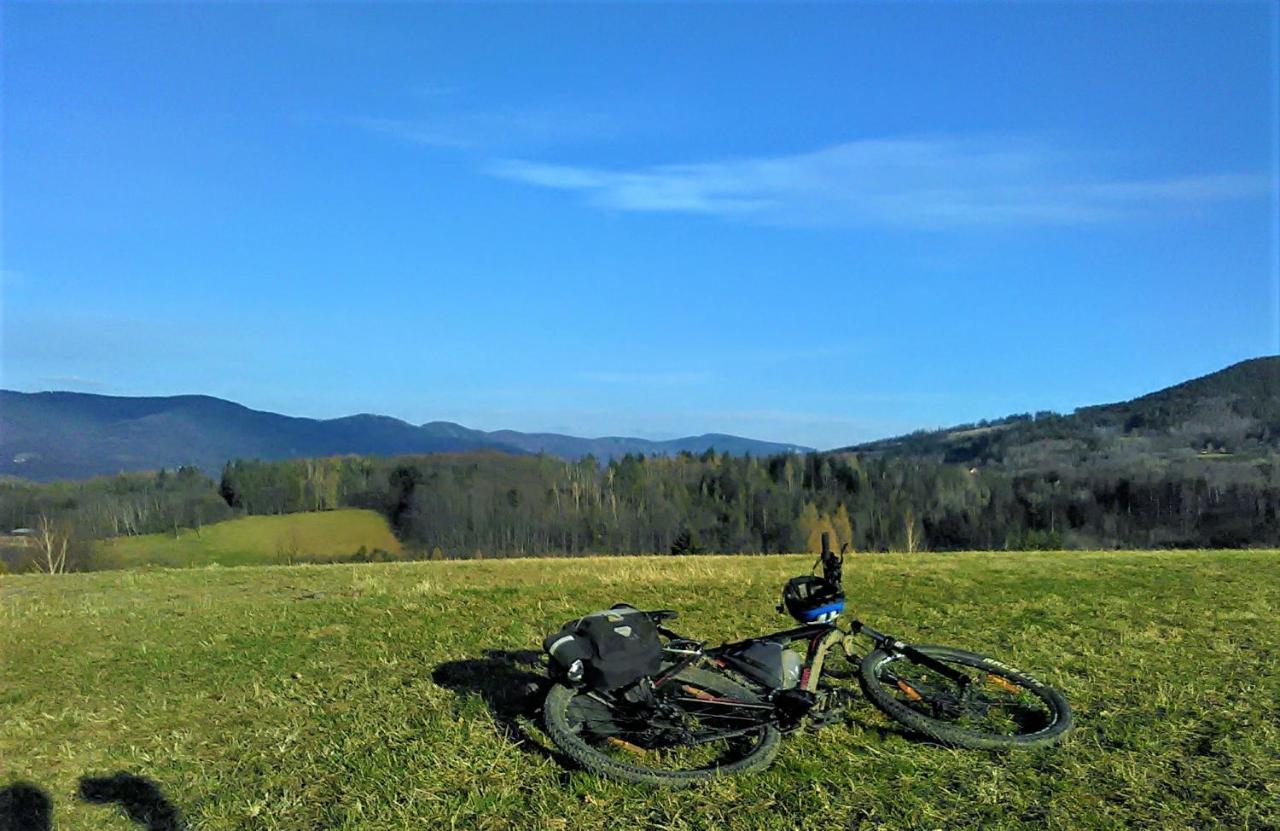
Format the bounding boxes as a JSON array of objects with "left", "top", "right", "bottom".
[{"left": 780, "top": 575, "right": 845, "bottom": 623}]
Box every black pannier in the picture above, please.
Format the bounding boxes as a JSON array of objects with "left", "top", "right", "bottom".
[{"left": 543, "top": 604, "right": 663, "bottom": 690}]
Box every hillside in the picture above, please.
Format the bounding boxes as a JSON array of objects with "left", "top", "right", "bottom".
[
  {"left": 0, "top": 391, "right": 810, "bottom": 481},
  {"left": 94, "top": 509, "right": 401, "bottom": 569},
  {"left": 842, "top": 356, "right": 1279, "bottom": 470},
  {"left": 2, "top": 550, "right": 1276, "bottom": 830}
]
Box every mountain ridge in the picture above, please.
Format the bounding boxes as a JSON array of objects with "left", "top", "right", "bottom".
[
  {"left": 4, "top": 356, "right": 1274, "bottom": 482},
  {"left": 838, "top": 356, "right": 1279, "bottom": 468},
  {"left": 0, "top": 390, "right": 812, "bottom": 481}
]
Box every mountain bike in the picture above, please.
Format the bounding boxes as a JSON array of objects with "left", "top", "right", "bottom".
[{"left": 541, "top": 534, "right": 1073, "bottom": 787}]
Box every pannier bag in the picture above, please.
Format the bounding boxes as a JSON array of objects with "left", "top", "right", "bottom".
[{"left": 543, "top": 604, "right": 663, "bottom": 690}]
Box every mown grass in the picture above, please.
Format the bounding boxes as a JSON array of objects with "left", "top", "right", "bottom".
[
  {"left": 2, "top": 549, "right": 1277, "bottom": 830},
  {"left": 93, "top": 509, "right": 401, "bottom": 569}
]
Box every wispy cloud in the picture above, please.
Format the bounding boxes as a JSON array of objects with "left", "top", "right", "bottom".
[
  {"left": 486, "top": 136, "right": 1269, "bottom": 228},
  {"left": 350, "top": 106, "right": 619, "bottom": 151},
  {"left": 350, "top": 116, "right": 476, "bottom": 149}
]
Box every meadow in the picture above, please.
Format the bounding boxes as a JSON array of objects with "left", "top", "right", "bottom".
[
  {"left": 92, "top": 509, "right": 401, "bottom": 569},
  {"left": 2, "top": 549, "right": 1276, "bottom": 830}
]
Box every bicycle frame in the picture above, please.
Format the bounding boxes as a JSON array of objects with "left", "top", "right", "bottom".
[
  {"left": 651, "top": 620, "right": 845, "bottom": 694},
  {"left": 651, "top": 615, "right": 973, "bottom": 703},
  {"left": 619, "top": 534, "right": 977, "bottom": 733}
]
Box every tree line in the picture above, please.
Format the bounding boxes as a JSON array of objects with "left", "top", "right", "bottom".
[
  {"left": 216, "top": 451, "right": 1280, "bottom": 555},
  {"left": 0, "top": 466, "right": 232, "bottom": 572},
  {"left": 3, "top": 448, "right": 1276, "bottom": 572}
]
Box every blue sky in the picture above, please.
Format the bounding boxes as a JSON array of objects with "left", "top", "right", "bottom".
[{"left": 2, "top": 2, "right": 1277, "bottom": 449}]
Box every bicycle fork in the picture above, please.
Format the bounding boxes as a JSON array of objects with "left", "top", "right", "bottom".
[{"left": 846, "top": 620, "right": 975, "bottom": 692}]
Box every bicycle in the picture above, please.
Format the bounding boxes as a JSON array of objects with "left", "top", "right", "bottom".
[{"left": 540, "top": 533, "right": 1073, "bottom": 787}]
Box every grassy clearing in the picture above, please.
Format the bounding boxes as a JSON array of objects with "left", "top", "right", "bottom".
[
  {"left": 94, "top": 509, "right": 401, "bottom": 569},
  {"left": 2, "top": 549, "right": 1277, "bottom": 830}
]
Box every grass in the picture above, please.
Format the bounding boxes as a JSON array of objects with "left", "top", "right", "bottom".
[
  {"left": 94, "top": 509, "right": 401, "bottom": 569},
  {"left": 2, "top": 549, "right": 1277, "bottom": 830}
]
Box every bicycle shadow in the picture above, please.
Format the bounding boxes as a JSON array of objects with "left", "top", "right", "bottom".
[{"left": 431, "top": 649, "right": 573, "bottom": 769}]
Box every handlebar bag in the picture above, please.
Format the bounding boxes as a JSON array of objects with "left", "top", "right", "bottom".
[{"left": 543, "top": 603, "right": 662, "bottom": 690}]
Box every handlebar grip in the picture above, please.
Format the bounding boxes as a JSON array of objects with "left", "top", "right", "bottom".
[{"left": 821, "top": 531, "right": 831, "bottom": 556}]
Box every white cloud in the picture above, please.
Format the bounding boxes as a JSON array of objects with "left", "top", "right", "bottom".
[
  {"left": 350, "top": 106, "right": 620, "bottom": 151},
  {"left": 486, "top": 136, "right": 1269, "bottom": 228}
]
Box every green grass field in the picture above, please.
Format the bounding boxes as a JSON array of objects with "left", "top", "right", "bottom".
[
  {"left": 3, "top": 550, "right": 1277, "bottom": 830},
  {"left": 93, "top": 509, "right": 402, "bottom": 569}
]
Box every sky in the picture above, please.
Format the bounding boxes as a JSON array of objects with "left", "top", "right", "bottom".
[{"left": 2, "top": 2, "right": 1277, "bottom": 449}]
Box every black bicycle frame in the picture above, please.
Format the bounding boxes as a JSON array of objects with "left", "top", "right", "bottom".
[
  {"left": 651, "top": 616, "right": 973, "bottom": 696},
  {"left": 641, "top": 531, "right": 976, "bottom": 722}
]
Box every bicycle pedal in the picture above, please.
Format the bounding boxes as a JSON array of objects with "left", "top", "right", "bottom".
[
  {"left": 828, "top": 689, "right": 860, "bottom": 707},
  {"left": 804, "top": 711, "right": 848, "bottom": 731}
]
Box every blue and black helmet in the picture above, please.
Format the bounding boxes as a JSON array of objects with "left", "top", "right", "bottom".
[{"left": 781, "top": 575, "right": 845, "bottom": 623}]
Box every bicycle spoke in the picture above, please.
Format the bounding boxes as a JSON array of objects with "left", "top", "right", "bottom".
[
  {"left": 875, "top": 653, "right": 1054, "bottom": 738},
  {"left": 562, "top": 677, "right": 773, "bottom": 773}
]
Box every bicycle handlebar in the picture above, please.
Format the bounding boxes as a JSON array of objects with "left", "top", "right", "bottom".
[{"left": 820, "top": 531, "right": 843, "bottom": 585}]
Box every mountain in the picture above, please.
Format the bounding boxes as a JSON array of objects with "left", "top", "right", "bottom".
[
  {"left": 838, "top": 356, "right": 1280, "bottom": 470},
  {"left": 416, "top": 422, "right": 811, "bottom": 461},
  {"left": 475, "top": 428, "right": 806, "bottom": 460},
  {"left": 0, "top": 391, "right": 811, "bottom": 481}
]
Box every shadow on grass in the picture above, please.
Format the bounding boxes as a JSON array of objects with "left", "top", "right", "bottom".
[
  {"left": 432, "top": 649, "right": 573, "bottom": 771},
  {"left": 79, "top": 773, "right": 185, "bottom": 831},
  {"left": 1, "top": 774, "right": 184, "bottom": 831},
  {"left": 839, "top": 709, "right": 948, "bottom": 747},
  {"left": 0, "top": 782, "right": 51, "bottom": 831}
]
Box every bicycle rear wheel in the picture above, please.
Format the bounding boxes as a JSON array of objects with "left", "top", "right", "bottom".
[
  {"left": 543, "top": 666, "right": 781, "bottom": 787},
  {"left": 859, "top": 644, "right": 1072, "bottom": 750}
]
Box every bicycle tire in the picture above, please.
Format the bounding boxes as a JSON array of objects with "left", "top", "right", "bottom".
[
  {"left": 859, "top": 644, "right": 1073, "bottom": 750},
  {"left": 543, "top": 666, "right": 781, "bottom": 787}
]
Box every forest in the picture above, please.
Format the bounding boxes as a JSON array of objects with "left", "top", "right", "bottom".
[{"left": 3, "top": 444, "right": 1276, "bottom": 571}]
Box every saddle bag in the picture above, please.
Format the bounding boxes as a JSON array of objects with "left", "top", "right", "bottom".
[{"left": 543, "top": 604, "right": 663, "bottom": 691}]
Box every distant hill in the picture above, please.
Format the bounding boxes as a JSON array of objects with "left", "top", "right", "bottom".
[
  {"left": 95, "top": 508, "right": 401, "bottom": 569},
  {"left": 0, "top": 391, "right": 811, "bottom": 481},
  {"left": 445, "top": 425, "right": 804, "bottom": 461},
  {"left": 839, "top": 356, "right": 1279, "bottom": 471}
]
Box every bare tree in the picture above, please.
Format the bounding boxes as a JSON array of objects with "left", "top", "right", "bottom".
[{"left": 35, "top": 513, "right": 71, "bottom": 574}]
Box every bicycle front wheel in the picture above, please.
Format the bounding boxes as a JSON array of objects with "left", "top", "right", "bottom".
[
  {"left": 859, "top": 644, "right": 1073, "bottom": 750},
  {"left": 543, "top": 666, "right": 781, "bottom": 787}
]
